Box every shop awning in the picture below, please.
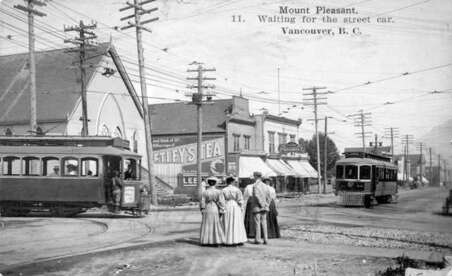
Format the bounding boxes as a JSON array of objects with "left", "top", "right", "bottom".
[
  {"left": 265, "top": 159, "right": 297, "bottom": 176},
  {"left": 239, "top": 156, "right": 277, "bottom": 178},
  {"left": 285, "top": 160, "right": 319, "bottom": 178}
]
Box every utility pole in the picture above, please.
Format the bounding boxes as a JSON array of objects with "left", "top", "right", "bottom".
[
  {"left": 401, "top": 134, "right": 414, "bottom": 185},
  {"left": 429, "top": 147, "right": 432, "bottom": 186},
  {"left": 14, "top": 0, "right": 46, "bottom": 134},
  {"left": 277, "top": 67, "right": 280, "bottom": 115},
  {"left": 64, "top": 21, "right": 97, "bottom": 136},
  {"left": 120, "top": 0, "right": 159, "bottom": 205},
  {"left": 349, "top": 110, "right": 372, "bottom": 155},
  {"left": 303, "top": 86, "right": 328, "bottom": 193},
  {"left": 416, "top": 142, "right": 424, "bottom": 185},
  {"left": 187, "top": 63, "right": 216, "bottom": 201},
  {"left": 323, "top": 116, "right": 334, "bottom": 194},
  {"left": 384, "top": 127, "right": 399, "bottom": 161},
  {"left": 438, "top": 154, "right": 441, "bottom": 185}
]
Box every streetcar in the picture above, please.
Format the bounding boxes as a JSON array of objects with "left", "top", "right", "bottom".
[
  {"left": 0, "top": 135, "right": 150, "bottom": 217},
  {"left": 335, "top": 150, "right": 398, "bottom": 208}
]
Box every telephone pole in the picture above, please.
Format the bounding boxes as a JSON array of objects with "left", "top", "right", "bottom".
[
  {"left": 64, "top": 21, "right": 97, "bottom": 136},
  {"left": 416, "top": 142, "right": 424, "bottom": 185},
  {"left": 384, "top": 127, "right": 399, "bottom": 160},
  {"left": 323, "top": 116, "right": 334, "bottom": 194},
  {"left": 438, "top": 154, "right": 441, "bottom": 185},
  {"left": 14, "top": 0, "right": 46, "bottom": 134},
  {"left": 429, "top": 147, "right": 432, "bottom": 186},
  {"left": 277, "top": 67, "right": 280, "bottom": 115},
  {"left": 303, "top": 86, "right": 328, "bottom": 193},
  {"left": 349, "top": 110, "right": 372, "bottom": 155},
  {"left": 187, "top": 63, "right": 216, "bottom": 201},
  {"left": 401, "top": 134, "right": 414, "bottom": 185},
  {"left": 120, "top": 0, "right": 159, "bottom": 205}
]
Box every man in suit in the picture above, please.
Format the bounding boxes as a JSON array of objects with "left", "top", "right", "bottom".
[{"left": 251, "top": 171, "right": 271, "bottom": 244}]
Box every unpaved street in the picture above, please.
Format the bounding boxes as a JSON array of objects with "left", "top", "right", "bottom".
[{"left": 0, "top": 187, "right": 451, "bottom": 275}]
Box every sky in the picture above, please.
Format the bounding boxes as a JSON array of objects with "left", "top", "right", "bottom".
[{"left": 1, "top": 0, "right": 451, "bottom": 158}]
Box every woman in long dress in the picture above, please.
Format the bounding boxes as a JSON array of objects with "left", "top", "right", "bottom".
[
  {"left": 243, "top": 181, "right": 256, "bottom": 238},
  {"left": 264, "top": 178, "right": 280, "bottom": 238},
  {"left": 199, "top": 177, "right": 225, "bottom": 245},
  {"left": 222, "top": 176, "right": 247, "bottom": 245}
]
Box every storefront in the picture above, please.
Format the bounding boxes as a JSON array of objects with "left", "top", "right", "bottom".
[{"left": 153, "top": 134, "right": 226, "bottom": 194}]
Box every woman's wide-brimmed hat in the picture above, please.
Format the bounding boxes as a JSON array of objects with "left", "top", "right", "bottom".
[
  {"left": 206, "top": 176, "right": 218, "bottom": 185},
  {"left": 225, "top": 175, "right": 237, "bottom": 183}
]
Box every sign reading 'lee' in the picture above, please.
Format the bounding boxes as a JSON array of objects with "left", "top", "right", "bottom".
[{"left": 153, "top": 137, "right": 224, "bottom": 164}]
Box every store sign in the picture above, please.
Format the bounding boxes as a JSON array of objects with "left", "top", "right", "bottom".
[
  {"left": 123, "top": 186, "right": 135, "bottom": 204},
  {"left": 153, "top": 136, "right": 224, "bottom": 164},
  {"left": 279, "top": 142, "right": 304, "bottom": 154}
]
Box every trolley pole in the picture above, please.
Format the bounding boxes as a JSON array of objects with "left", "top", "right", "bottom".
[
  {"left": 303, "top": 86, "right": 328, "bottom": 194},
  {"left": 187, "top": 63, "right": 216, "bottom": 201},
  {"left": 64, "top": 21, "right": 97, "bottom": 136},
  {"left": 14, "top": 0, "right": 46, "bottom": 134},
  {"left": 120, "top": 0, "right": 159, "bottom": 205}
]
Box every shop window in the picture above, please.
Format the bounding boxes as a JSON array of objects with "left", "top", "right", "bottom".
[
  {"left": 359, "top": 165, "right": 371, "bottom": 180},
  {"left": 81, "top": 158, "right": 99, "bottom": 177},
  {"left": 22, "top": 156, "right": 41, "bottom": 176},
  {"left": 243, "top": 135, "right": 250, "bottom": 150},
  {"left": 2, "top": 156, "right": 21, "bottom": 176},
  {"left": 278, "top": 133, "right": 287, "bottom": 146},
  {"left": 268, "top": 132, "right": 275, "bottom": 153},
  {"left": 233, "top": 134, "right": 240, "bottom": 152},
  {"left": 43, "top": 157, "right": 60, "bottom": 176},
  {"left": 62, "top": 158, "right": 79, "bottom": 176}
]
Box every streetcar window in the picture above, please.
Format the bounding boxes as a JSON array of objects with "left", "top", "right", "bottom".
[
  {"left": 336, "top": 165, "right": 344, "bottom": 178},
  {"left": 359, "top": 165, "right": 371, "bottom": 180},
  {"left": 81, "top": 158, "right": 98, "bottom": 177},
  {"left": 344, "top": 165, "right": 358, "bottom": 179},
  {"left": 43, "top": 157, "right": 60, "bottom": 176},
  {"left": 124, "top": 158, "right": 137, "bottom": 180},
  {"left": 378, "top": 167, "right": 384, "bottom": 181},
  {"left": 2, "top": 156, "right": 21, "bottom": 176},
  {"left": 62, "top": 158, "right": 79, "bottom": 176},
  {"left": 22, "top": 157, "right": 41, "bottom": 176}
]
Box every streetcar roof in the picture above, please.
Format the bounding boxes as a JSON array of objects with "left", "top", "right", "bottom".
[
  {"left": 336, "top": 158, "right": 397, "bottom": 168},
  {"left": 0, "top": 145, "right": 141, "bottom": 157}
]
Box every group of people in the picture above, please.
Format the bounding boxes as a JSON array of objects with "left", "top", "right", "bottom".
[{"left": 199, "top": 171, "right": 280, "bottom": 246}]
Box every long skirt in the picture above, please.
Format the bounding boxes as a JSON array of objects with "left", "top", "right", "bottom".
[
  {"left": 244, "top": 200, "right": 256, "bottom": 238},
  {"left": 267, "top": 200, "right": 281, "bottom": 239},
  {"left": 223, "top": 200, "right": 247, "bottom": 245},
  {"left": 200, "top": 202, "right": 225, "bottom": 245}
]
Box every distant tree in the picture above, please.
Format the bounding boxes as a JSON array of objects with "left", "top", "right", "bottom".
[{"left": 299, "top": 133, "right": 340, "bottom": 176}]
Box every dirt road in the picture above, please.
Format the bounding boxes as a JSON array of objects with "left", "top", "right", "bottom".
[{"left": 0, "top": 187, "right": 450, "bottom": 275}]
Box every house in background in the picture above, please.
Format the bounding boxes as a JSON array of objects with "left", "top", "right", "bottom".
[{"left": 0, "top": 43, "right": 149, "bottom": 177}]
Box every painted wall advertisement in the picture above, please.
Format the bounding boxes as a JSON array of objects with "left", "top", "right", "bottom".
[{"left": 153, "top": 135, "right": 225, "bottom": 176}]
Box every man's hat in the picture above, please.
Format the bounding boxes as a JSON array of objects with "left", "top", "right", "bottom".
[{"left": 253, "top": 171, "right": 262, "bottom": 178}]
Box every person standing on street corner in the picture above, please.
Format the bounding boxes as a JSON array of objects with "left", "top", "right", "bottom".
[
  {"left": 263, "top": 177, "right": 280, "bottom": 239},
  {"left": 222, "top": 175, "right": 247, "bottom": 245},
  {"left": 199, "top": 177, "right": 225, "bottom": 246},
  {"left": 243, "top": 175, "right": 257, "bottom": 239},
  {"left": 251, "top": 171, "right": 272, "bottom": 245},
  {"left": 112, "top": 170, "right": 123, "bottom": 213}
]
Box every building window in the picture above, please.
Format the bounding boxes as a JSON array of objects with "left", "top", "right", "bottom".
[
  {"left": 113, "top": 127, "right": 123, "bottom": 138},
  {"left": 100, "top": 124, "right": 110, "bottom": 136},
  {"left": 289, "top": 134, "right": 296, "bottom": 143},
  {"left": 244, "top": 135, "right": 251, "bottom": 150},
  {"left": 278, "top": 133, "right": 287, "bottom": 146},
  {"left": 268, "top": 132, "right": 275, "bottom": 153},
  {"left": 233, "top": 134, "right": 240, "bottom": 152}
]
